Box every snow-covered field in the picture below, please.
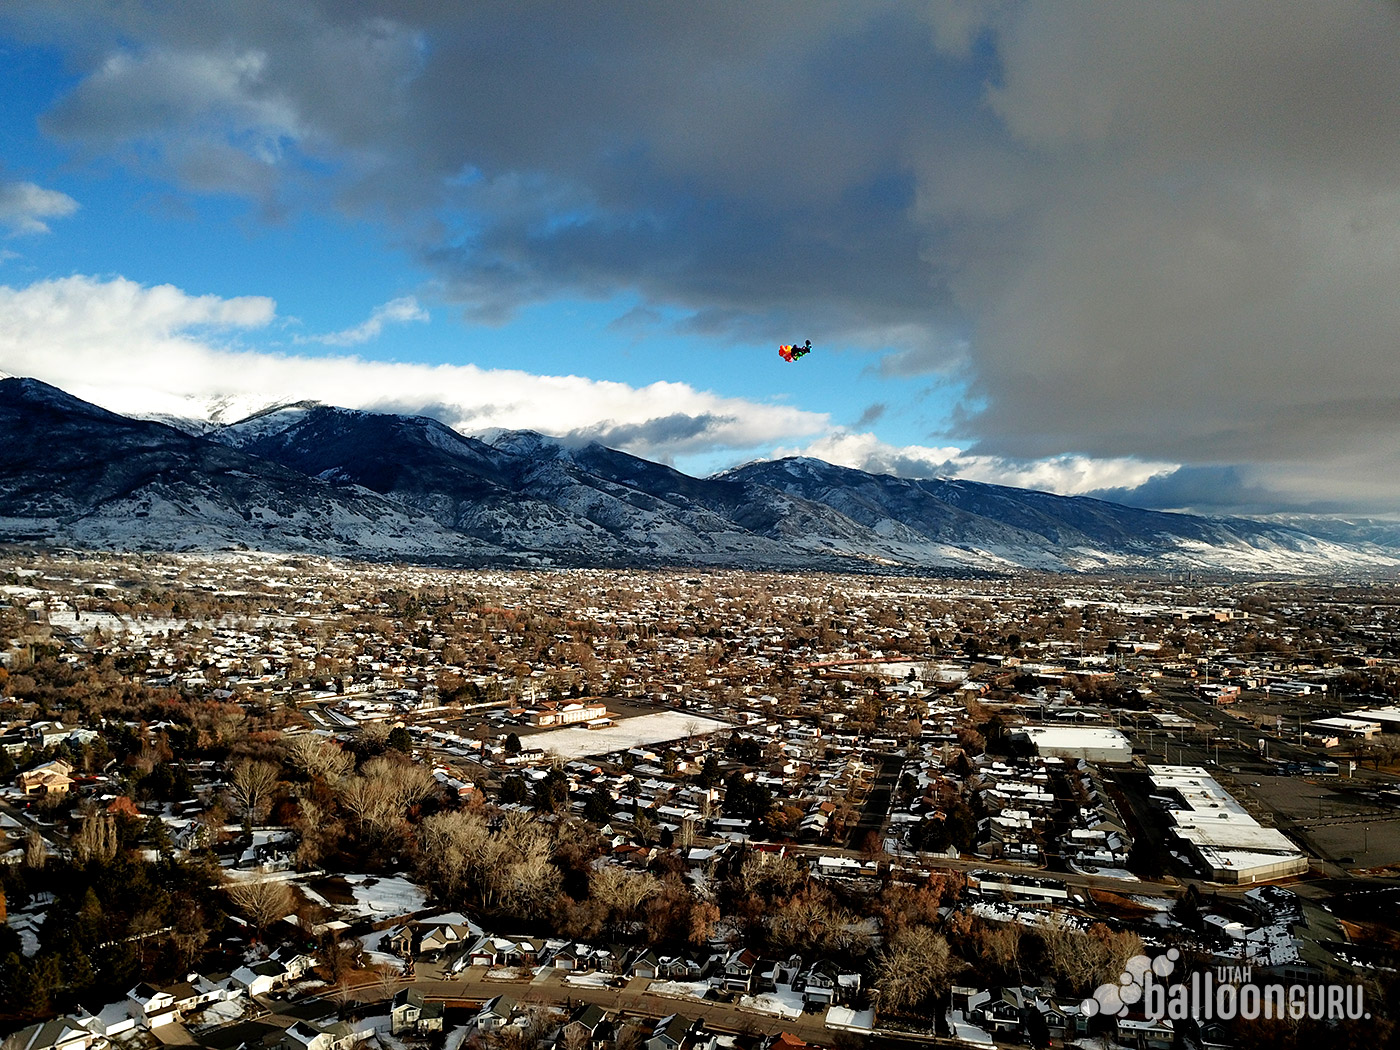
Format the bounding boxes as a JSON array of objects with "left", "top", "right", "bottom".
[
  {"left": 530, "top": 712, "right": 728, "bottom": 759},
  {"left": 297, "top": 874, "right": 428, "bottom": 921},
  {"left": 343, "top": 874, "right": 427, "bottom": 918}
]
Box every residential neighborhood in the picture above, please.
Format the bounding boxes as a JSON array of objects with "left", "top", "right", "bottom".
[{"left": 0, "top": 550, "right": 1397, "bottom": 1050}]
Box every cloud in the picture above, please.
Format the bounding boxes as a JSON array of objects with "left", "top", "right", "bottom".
[
  {"left": 9, "top": 2, "right": 1400, "bottom": 509},
  {"left": 1085, "top": 465, "right": 1329, "bottom": 517},
  {"left": 942, "top": 1, "right": 1400, "bottom": 476},
  {"left": 854, "top": 402, "right": 885, "bottom": 427},
  {"left": 0, "top": 180, "right": 78, "bottom": 235},
  {"left": 777, "top": 430, "right": 1177, "bottom": 497},
  {"left": 300, "top": 295, "right": 428, "bottom": 346},
  {"left": 0, "top": 274, "right": 827, "bottom": 460}
]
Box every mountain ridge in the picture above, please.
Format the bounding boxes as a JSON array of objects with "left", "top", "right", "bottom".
[{"left": 0, "top": 377, "right": 1395, "bottom": 576}]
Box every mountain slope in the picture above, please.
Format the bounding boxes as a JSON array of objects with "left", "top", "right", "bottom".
[
  {"left": 719, "top": 458, "right": 1399, "bottom": 573},
  {"left": 2, "top": 377, "right": 1396, "bottom": 574},
  {"left": 0, "top": 378, "right": 497, "bottom": 559}
]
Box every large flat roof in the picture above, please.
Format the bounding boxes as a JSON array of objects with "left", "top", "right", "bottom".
[
  {"left": 1148, "top": 765, "right": 1303, "bottom": 858},
  {"left": 1021, "top": 725, "right": 1131, "bottom": 748}
]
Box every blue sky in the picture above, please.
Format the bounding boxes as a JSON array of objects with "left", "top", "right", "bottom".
[{"left": 2, "top": 3, "right": 1399, "bottom": 512}]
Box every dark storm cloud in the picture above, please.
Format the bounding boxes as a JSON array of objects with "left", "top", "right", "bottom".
[
  {"left": 564, "top": 413, "right": 737, "bottom": 458},
  {"left": 1087, "top": 466, "right": 1334, "bottom": 517},
  {"left": 854, "top": 402, "right": 886, "bottom": 428},
  {"left": 12, "top": 1, "right": 1400, "bottom": 509}
]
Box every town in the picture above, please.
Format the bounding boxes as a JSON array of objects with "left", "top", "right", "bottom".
[{"left": 1, "top": 550, "right": 1397, "bottom": 1050}]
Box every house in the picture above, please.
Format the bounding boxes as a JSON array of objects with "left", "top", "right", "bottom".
[
  {"left": 647, "top": 1014, "right": 696, "bottom": 1050},
  {"left": 794, "top": 966, "right": 832, "bottom": 1005},
  {"left": 280, "top": 1020, "right": 356, "bottom": 1050},
  {"left": 627, "top": 949, "right": 660, "bottom": 980},
  {"left": 4, "top": 1017, "right": 102, "bottom": 1050},
  {"left": 971, "top": 988, "right": 1025, "bottom": 1037},
  {"left": 657, "top": 956, "right": 703, "bottom": 981},
  {"left": 751, "top": 958, "right": 781, "bottom": 993},
  {"left": 1116, "top": 1016, "right": 1174, "bottom": 1050},
  {"left": 70, "top": 1001, "right": 141, "bottom": 1040},
  {"left": 550, "top": 943, "right": 582, "bottom": 971},
  {"left": 1033, "top": 997, "right": 1089, "bottom": 1043},
  {"left": 125, "top": 982, "right": 192, "bottom": 1028},
  {"left": 468, "top": 935, "right": 547, "bottom": 969},
  {"left": 710, "top": 948, "right": 758, "bottom": 992},
  {"left": 391, "top": 915, "right": 481, "bottom": 959},
  {"left": 475, "top": 995, "right": 519, "bottom": 1033},
  {"left": 390, "top": 988, "right": 444, "bottom": 1035},
  {"left": 559, "top": 1004, "right": 612, "bottom": 1050},
  {"left": 269, "top": 946, "right": 316, "bottom": 981},
  {"left": 26, "top": 722, "right": 78, "bottom": 749},
  {"left": 19, "top": 760, "right": 73, "bottom": 797},
  {"left": 231, "top": 959, "right": 288, "bottom": 997}
]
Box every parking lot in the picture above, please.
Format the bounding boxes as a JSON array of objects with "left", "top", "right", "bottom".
[{"left": 1245, "top": 773, "right": 1400, "bottom": 870}]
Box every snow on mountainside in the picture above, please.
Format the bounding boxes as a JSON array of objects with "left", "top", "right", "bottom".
[
  {"left": 717, "top": 457, "right": 1400, "bottom": 574},
  {"left": 0, "top": 379, "right": 499, "bottom": 560},
  {"left": 1, "top": 377, "right": 1397, "bottom": 574}
]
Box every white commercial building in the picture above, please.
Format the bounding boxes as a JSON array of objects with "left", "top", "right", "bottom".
[
  {"left": 1148, "top": 765, "right": 1307, "bottom": 884},
  {"left": 1018, "top": 725, "right": 1134, "bottom": 764}
]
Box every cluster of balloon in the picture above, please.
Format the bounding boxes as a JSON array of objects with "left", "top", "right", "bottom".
[{"left": 779, "top": 340, "right": 813, "bottom": 362}]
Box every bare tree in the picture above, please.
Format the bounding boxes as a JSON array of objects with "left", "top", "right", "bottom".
[
  {"left": 589, "top": 866, "right": 661, "bottom": 923},
  {"left": 875, "top": 926, "right": 954, "bottom": 1015},
  {"left": 285, "top": 734, "right": 354, "bottom": 783},
  {"left": 23, "top": 828, "right": 46, "bottom": 870},
  {"left": 339, "top": 756, "right": 435, "bottom": 839},
  {"left": 227, "top": 878, "right": 296, "bottom": 936},
  {"left": 229, "top": 759, "right": 280, "bottom": 825},
  {"left": 374, "top": 961, "right": 403, "bottom": 1005},
  {"left": 982, "top": 923, "right": 1024, "bottom": 983},
  {"left": 1041, "top": 922, "right": 1141, "bottom": 995},
  {"left": 73, "top": 809, "right": 119, "bottom": 864},
  {"left": 416, "top": 809, "right": 559, "bottom": 917}
]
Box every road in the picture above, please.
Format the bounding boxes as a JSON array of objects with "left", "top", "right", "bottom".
[
  {"left": 845, "top": 753, "right": 903, "bottom": 850},
  {"left": 334, "top": 965, "right": 845, "bottom": 1045}
]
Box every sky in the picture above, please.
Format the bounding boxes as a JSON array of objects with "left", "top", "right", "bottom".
[{"left": 1, "top": 1, "right": 1399, "bottom": 516}]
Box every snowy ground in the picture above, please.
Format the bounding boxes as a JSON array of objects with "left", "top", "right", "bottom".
[
  {"left": 529, "top": 712, "right": 729, "bottom": 759},
  {"left": 648, "top": 980, "right": 711, "bottom": 1000},
  {"left": 948, "top": 1015, "right": 997, "bottom": 1047},
  {"left": 563, "top": 972, "right": 613, "bottom": 989},
  {"left": 1129, "top": 897, "right": 1175, "bottom": 912},
  {"left": 737, "top": 984, "right": 805, "bottom": 1020},
  {"left": 826, "top": 1007, "right": 874, "bottom": 1033},
  {"left": 188, "top": 997, "right": 259, "bottom": 1030},
  {"left": 1068, "top": 864, "right": 1138, "bottom": 881},
  {"left": 341, "top": 875, "right": 428, "bottom": 919},
  {"left": 360, "top": 928, "right": 404, "bottom": 969}
]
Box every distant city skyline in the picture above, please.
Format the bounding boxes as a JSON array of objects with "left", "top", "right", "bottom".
[{"left": 2, "top": 2, "right": 1398, "bottom": 514}]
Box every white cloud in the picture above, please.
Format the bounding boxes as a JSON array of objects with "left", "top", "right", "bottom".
[
  {"left": 300, "top": 295, "right": 429, "bottom": 346},
  {"left": 779, "top": 431, "right": 1177, "bottom": 497},
  {"left": 0, "top": 180, "right": 79, "bottom": 235},
  {"left": 0, "top": 274, "right": 826, "bottom": 459}
]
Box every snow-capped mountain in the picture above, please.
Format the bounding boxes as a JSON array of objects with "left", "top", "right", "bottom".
[
  {"left": 0, "top": 379, "right": 498, "bottom": 560},
  {"left": 1, "top": 377, "right": 1396, "bottom": 575}
]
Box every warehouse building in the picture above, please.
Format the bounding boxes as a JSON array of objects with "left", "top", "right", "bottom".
[
  {"left": 1148, "top": 765, "right": 1308, "bottom": 884},
  {"left": 1017, "top": 725, "right": 1134, "bottom": 764}
]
